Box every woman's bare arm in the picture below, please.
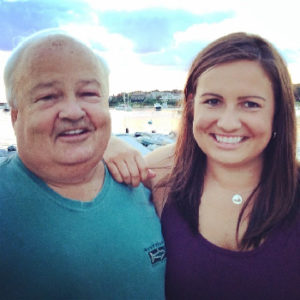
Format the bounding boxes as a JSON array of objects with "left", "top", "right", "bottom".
[
  {"left": 144, "top": 144, "right": 175, "bottom": 216},
  {"left": 104, "top": 136, "right": 175, "bottom": 216},
  {"left": 104, "top": 136, "right": 153, "bottom": 187}
]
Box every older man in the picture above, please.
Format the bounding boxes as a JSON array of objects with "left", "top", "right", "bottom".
[{"left": 0, "top": 30, "right": 165, "bottom": 299}]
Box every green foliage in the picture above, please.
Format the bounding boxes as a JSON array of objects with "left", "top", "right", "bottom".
[
  {"left": 109, "top": 94, "right": 124, "bottom": 107},
  {"left": 142, "top": 98, "right": 157, "bottom": 106}
]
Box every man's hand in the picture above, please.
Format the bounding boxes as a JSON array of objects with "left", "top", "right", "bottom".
[{"left": 104, "top": 136, "right": 155, "bottom": 187}]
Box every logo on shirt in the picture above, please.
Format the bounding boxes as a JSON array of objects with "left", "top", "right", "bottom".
[{"left": 144, "top": 241, "right": 166, "bottom": 265}]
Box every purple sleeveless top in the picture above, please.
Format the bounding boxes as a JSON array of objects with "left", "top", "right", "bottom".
[{"left": 161, "top": 203, "right": 300, "bottom": 300}]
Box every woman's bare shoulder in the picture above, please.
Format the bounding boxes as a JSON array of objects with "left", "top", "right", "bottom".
[
  {"left": 145, "top": 144, "right": 174, "bottom": 184},
  {"left": 145, "top": 143, "right": 175, "bottom": 169}
]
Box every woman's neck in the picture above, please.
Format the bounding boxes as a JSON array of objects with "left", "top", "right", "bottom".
[
  {"left": 199, "top": 159, "right": 263, "bottom": 250},
  {"left": 205, "top": 158, "right": 262, "bottom": 192}
]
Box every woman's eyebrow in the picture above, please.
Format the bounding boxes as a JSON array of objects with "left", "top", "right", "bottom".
[
  {"left": 238, "top": 95, "right": 266, "bottom": 101},
  {"left": 200, "top": 92, "right": 223, "bottom": 98}
]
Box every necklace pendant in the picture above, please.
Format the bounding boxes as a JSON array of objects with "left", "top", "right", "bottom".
[{"left": 232, "top": 194, "right": 243, "bottom": 205}]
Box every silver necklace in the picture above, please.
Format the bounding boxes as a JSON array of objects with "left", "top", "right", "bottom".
[{"left": 232, "top": 194, "right": 243, "bottom": 205}]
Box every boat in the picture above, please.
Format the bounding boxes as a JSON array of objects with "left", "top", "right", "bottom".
[
  {"left": 0, "top": 132, "right": 175, "bottom": 159},
  {"left": 0, "top": 103, "right": 10, "bottom": 111},
  {"left": 115, "top": 104, "right": 132, "bottom": 111},
  {"left": 0, "top": 145, "right": 17, "bottom": 161},
  {"left": 133, "top": 131, "right": 175, "bottom": 151},
  {"left": 4, "top": 104, "right": 10, "bottom": 112},
  {"left": 154, "top": 103, "right": 162, "bottom": 111}
]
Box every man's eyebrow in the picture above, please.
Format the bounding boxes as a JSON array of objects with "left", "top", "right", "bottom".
[
  {"left": 31, "top": 81, "right": 60, "bottom": 92},
  {"left": 77, "top": 79, "right": 101, "bottom": 87}
]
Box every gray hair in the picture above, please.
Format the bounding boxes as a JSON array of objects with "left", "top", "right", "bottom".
[{"left": 4, "top": 28, "right": 109, "bottom": 108}]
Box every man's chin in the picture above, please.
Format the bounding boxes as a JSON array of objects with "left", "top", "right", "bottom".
[{"left": 54, "top": 151, "right": 98, "bottom": 166}]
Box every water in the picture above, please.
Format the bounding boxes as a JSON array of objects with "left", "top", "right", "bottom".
[
  {"left": 0, "top": 110, "right": 15, "bottom": 148},
  {"left": 2, "top": 107, "right": 300, "bottom": 157},
  {"left": 111, "top": 107, "right": 180, "bottom": 135},
  {"left": 0, "top": 107, "right": 181, "bottom": 149}
]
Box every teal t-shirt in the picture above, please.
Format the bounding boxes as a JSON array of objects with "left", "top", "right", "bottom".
[{"left": 0, "top": 154, "right": 166, "bottom": 299}]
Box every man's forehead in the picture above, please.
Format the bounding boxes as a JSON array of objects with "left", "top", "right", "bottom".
[
  {"left": 13, "top": 34, "right": 108, "bottom": 99},
  {"left": 26, "top": 38, "right": 91, "bottom": 62},
  {"left": 31, "top": 79, "right": 102, "bottom": 91},
  {"left": 20, "top": 40, "right": 101, "bottom": 78}
]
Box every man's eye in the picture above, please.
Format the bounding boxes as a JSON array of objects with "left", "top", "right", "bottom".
[
  {"left": 38, "top": 94, "right": 57, "bottom": 101},
  {"left": 81, "top": 92, "right": 99, "bottom": 97}
]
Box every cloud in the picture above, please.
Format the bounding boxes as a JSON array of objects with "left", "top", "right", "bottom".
[
  {"left": 85, "top": 0, "right": 240, "bottom": 14},
  {"left": 0, "top": 0, "right": 233, "bottom": 54},
  {"left": 0, "top": 0, "right": 93, "bottom": 50},
  {"left": 1, "top": 0, "right": 300, "bottom": 93},
  {"left": 140, "top": 40, "right": 207, "bottom": 69},
  {"left": 97, "top": 9, "right": 233, "bottom": 54},
  {"left": 0, "top": 50, "right": 12, "bottom": 100}
]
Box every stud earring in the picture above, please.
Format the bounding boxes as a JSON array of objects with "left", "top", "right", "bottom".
[{"left": 272, "top": 132, "right": 277, "bottom": 139}]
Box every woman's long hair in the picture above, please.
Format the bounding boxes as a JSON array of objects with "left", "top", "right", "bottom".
[{"left": 167, "top": 32, "right": 299, "bottom": 249}]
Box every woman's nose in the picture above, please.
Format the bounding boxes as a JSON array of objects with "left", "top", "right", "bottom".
[{"left": 216, "top": 107, "right": 242, "bottom": 131}]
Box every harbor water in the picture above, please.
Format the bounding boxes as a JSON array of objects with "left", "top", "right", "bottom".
[
  {"left": 0, "top": 107, "right": 181, "bottom": 149},
  {"left": 2, "top": 107, "right": 300, "bottom": 158}
]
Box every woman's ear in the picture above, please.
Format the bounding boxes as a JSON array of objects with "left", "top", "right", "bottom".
[{"left": 187, "top": 93, "right": 194, "bottom": 102}]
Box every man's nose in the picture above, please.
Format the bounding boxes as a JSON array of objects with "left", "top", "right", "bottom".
[
  {"left": 216, "top": 107, "right": 242, "bottom": 131},
  {"left": 58, "top": 97, "right": 86, "bottom": 120}
]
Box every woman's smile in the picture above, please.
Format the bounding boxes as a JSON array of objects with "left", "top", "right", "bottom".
[{"left": 193, "top": 60, "right": 275, "bottom": 167}]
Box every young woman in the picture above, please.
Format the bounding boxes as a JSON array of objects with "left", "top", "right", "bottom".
[{"left": 105, "top": 32, "right": 300, "bottom": 299}]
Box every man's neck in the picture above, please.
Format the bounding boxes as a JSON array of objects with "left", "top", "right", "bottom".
[{"left": 45, "top": 160, "right": 105, "bottom": 202}]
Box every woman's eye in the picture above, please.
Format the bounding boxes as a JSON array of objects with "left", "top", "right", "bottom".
[
  {"left": 204, "top": 98, "right": 220, "bottom": 106},
  {"left": 244, "top": 101, "right": 260, "bottom": 108}
]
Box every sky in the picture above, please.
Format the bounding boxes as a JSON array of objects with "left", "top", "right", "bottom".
[{"left": 1, "top": 0, "right": 300, "bottom": 99}]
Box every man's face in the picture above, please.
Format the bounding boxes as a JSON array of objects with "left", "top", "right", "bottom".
[{"left": 12, "top": 38, "right": 111, "bottom": 180}]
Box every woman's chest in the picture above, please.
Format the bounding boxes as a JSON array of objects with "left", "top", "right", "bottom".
[
  {"left": 162, "top": 206, "right": 300, "bottom": 299},
  {"left": 198, "top": 195, "right": 249, "bottom": 250}
]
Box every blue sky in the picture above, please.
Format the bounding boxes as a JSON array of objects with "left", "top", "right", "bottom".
[{"left": 0, "top": 0, "right": 300, "bottom": 96}]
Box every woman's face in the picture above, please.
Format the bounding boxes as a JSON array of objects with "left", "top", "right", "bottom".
[{"left": 193, "top": 60, "right": 275, "bottom": 168}]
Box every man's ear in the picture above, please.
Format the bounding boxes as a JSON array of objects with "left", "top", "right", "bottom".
[{"left": 11, "top": 108, "right": 18, "bottom": 127}]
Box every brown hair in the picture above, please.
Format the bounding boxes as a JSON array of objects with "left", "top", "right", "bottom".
[{"left": 167, "top": 32, "right": 299, "bottom": 249}]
